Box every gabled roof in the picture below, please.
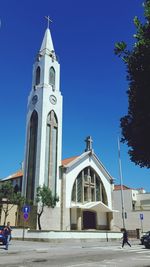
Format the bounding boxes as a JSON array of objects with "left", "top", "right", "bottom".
[
  {"left": 61, "top": 151, "right": 113, "bottom": 183},
  {"left": 61, "top": 152, "right": 91, "bottom": 168},
  {"left": 2, "top": 170, "right": 23, "bottom": 181},
  {"left": 114, "top": 184, "right": 132, "bottom": 191},
  {"left": 61, "top": 156, "right": 79, "bottom": 166}
]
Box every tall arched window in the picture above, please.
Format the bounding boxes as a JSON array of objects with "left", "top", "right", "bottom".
[
  {"left": 71, "top": 167, "right": 108, "bottom": 205},
  {"left": 26, "top": 110, "right": 38, "bottom": 201},
  {"left": 35, "top": 66, "right": 41, "bottom": 85},
  {"left": 45, "top": 110, "right": 58, "bottom": 194},
  {"left": 49, "top": 67, "right": 55, "bottom": 88}
]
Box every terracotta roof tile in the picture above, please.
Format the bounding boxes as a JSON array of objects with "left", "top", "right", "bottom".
[
  {"left": 114, "top": 184, "right": 132, "bottom": 191},
  {"left": 11, "top": 170, "right": 23, "bottom": 178},
  {"left": 3, "top": 170, "right": 23, "bottom": 180},
  {"left": 61, "top": 156, "right": 79, "bottom": 166}
]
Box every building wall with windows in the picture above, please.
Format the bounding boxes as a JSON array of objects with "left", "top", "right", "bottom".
[
  {"left": 113, "top": 185, "right": 150, "bottom": 232},
  {"left": 0, "top": 171, "right": 23, "bottom": 226}
]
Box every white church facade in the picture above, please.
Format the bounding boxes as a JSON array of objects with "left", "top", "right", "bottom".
[
  {"left": 1, "top": 24, "right": 116, "bottom": 231},
  {"left": 40, "top": 149, "right": 115, "bottom": 230},
  {"left": 60, "top": 151, "right": 114, "bottom": 231}
]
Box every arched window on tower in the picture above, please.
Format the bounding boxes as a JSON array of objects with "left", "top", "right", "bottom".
[
  {"left": 35, "top": 66, "right": 41, "bottom": 85},
  {"left": 45, "top": 110, "right": 58, "bottom": 194},
  {"left": 49, "top": 67, "right": 55, "bottom": 89},
  {"left": 26, "top": 110, "right": 38, "bottom": 201}
]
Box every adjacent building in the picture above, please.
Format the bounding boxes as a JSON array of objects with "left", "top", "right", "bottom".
[{"left": 113, "top": 185, "right": 150, "bottom": 232}]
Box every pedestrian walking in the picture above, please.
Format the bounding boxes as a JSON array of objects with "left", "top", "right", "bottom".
[
  {"left": 121, "top": 228, "right": 131, "bottom": 248},
  {"left": 3, "top": 222, "right": 12, "bottom": 250}
]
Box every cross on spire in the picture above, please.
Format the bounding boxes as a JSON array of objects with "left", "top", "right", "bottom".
[{"left": 45, "top": 16, "right": 53, "bottom": 29}]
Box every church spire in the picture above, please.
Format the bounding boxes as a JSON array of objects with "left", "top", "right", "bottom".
[
  {"left": 40, "top": 28, "right": 54, "bottom": 52},
  {"left": 40, "top": 16, "right": 54, "bottom": 53}
]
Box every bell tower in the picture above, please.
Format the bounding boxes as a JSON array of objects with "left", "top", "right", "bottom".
[{"left": 23, "top": 21, "right": 63, "bottom": 204}]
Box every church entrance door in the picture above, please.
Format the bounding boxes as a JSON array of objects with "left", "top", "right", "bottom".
[{"left": 83, "top": 210, "right": 96, "bottom": 229}]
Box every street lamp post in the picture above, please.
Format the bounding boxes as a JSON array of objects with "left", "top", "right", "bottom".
[{"left": 118, "top": 136, "right": 126, "bottom": 229}]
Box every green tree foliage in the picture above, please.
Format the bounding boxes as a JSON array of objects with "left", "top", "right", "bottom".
[
  {"left": 0, "top": 181, "right": 25, "bottom": 225},
  {"left": 36, "top": 185, "right": 59, "bottom": 230},
  {"left": 114, "top": 0, "right": 150, "bottom": 167}
]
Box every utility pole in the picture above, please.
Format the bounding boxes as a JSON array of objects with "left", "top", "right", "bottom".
[{"left": 118, "top": 136, "right": 126, "bottom": 229}]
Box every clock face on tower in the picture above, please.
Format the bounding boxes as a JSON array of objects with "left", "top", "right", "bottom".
[{"left": 49, "top": 95, "right": 57, "bottom": 105}]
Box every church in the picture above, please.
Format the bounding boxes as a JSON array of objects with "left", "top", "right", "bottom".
[{"left": 2, "top": 22, "right": 116, "bottom": 231}]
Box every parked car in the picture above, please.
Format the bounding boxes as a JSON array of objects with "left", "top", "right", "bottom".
[
  {"left": 140, "top": 231, "right": 150, "bottom": 245},
  {"left": 0, "top": 226, "right": 6, "bottom": 245},
  {"left": 143, "top": 235, "right": 150, "bottom": 249}
]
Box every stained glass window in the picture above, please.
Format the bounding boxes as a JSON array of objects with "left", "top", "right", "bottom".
[
  {"left": 45, "top": 110, "right": 58, "bottom": 194},
  {"left": 26, "top": 110, "right": 38, "bottom": 201},
  {"left": 71, "top": 167, "right": 107, "bottom": 205}
]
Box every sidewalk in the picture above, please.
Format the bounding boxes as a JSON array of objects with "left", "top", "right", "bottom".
[{"left": 0, "top": 238, "right": 141, "bottom": 254}]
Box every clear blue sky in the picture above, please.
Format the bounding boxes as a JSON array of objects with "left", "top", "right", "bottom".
[{"left": 0, "top": 0, "right": 150, "bottom": 191}]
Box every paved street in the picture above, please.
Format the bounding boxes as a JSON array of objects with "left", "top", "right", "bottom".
[{"left": 0, "top": 240, "right": 150, "bottom": 267}]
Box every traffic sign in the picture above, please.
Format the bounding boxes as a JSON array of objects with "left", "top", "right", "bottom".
[
  {"left": 140, "top": 213, "right": 143, "bottom": 220},
  {"left": 22, "top": 205, "right": 30, "bottom": 221},
  {"left": 23, "top": 213, "right": 29, "bottom": 221},
  {"left": 22, "top": 205, "right": 30, "bottom": 213}
]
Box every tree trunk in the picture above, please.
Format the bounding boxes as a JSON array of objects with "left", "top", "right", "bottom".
[
  {"left": 3, "top": 204, "right": 9, "bottom": 226},
  {"left": 37, "top": 213, "right": 42, "bottom": 230},
  {"left": 4, "top": 213, "right": 7, "bottom": 226},
  {"left": 37, "top": 205, "right": 44, "bottom": 230}
]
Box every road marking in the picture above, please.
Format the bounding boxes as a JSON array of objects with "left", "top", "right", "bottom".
[
  {"left": 36, "top": 249, "right": 49, "bottom": 253},
  {"left": 131, "top": 258, "right": 150, "bottom": 261},
  {"left": 137, "top": 250, "right": 150, "bottom": 253},
  {"left": 90, "top": 245, "right": 150, "bottom": 255},
  {"left": 66, "top": 261, "right": 108, "bottom": 267}
]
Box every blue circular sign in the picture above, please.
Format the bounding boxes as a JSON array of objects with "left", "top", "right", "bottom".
[
  {"left": 22, "top": 205, "right": 30, "bottom": 213},
  {"left": 23, "top": 213, "right": 29, "bottom": 221}
]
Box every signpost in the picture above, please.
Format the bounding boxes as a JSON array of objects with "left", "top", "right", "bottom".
[
  {"left": 23, "top": 205, "right": 30, "bottom": 215},
  {"left": 22, "top": 205, "right": 30, "bottom": 240},
  {"left": 140, "top": 213, "right": 143, "bottom": 233}
]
